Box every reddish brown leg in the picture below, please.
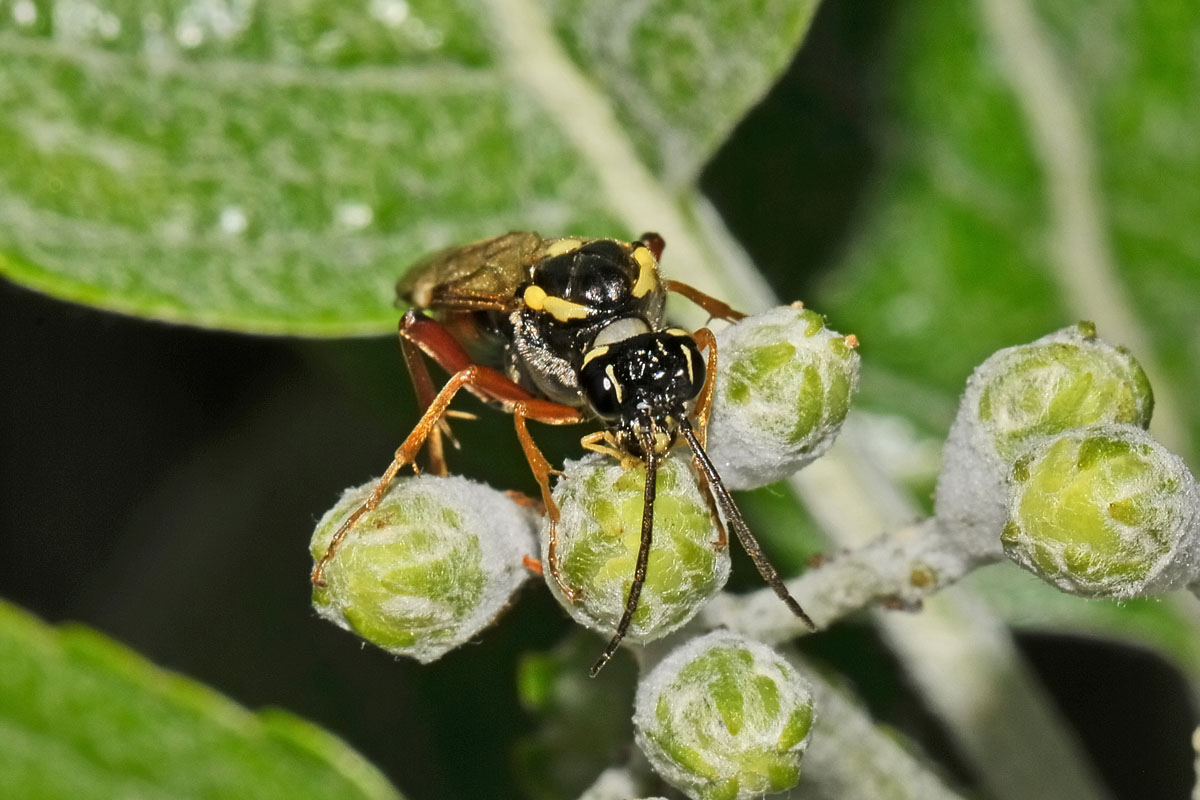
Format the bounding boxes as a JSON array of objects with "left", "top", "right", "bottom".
[
  {"left": 399, "top": 333, "right": 449, "bottom": 475},
  {"left": 666, "top": 279, "right": 747, "bottom": 322},
  {"left": 513, "top": 405, "right": 587, "bottom": 601},
  {"left": 691, "top": 328, "right": 719, "bottom": 447},
  {"left": 690, "top": 327, "right": 727, "bottom": 549},
  {"left": 400, "top": 310, "right": 498, "bottom": 406},
  {"left": 311, "top": 352, "right": 586, "bottom": 587}
]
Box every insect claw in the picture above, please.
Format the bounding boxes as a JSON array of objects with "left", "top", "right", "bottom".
[{"left": 554, "top": 577, "right": 581, "bottom": 603}]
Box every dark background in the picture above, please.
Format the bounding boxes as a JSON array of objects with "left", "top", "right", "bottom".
[{"left": 1, "top": 4, "right": 1195, "bottom": 799}]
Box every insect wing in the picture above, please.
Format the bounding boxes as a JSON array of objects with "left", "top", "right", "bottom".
[{"left": 397, "top": 231, "right": 545, "bottom": 312}]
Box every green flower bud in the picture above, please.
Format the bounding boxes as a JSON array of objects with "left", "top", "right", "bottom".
[
  {"left": 634, "top": 631, "right": 815, "bottom": 800},
  {"left": 707, "top": 305, "right": 860, "bottom": 490},
  {"left": 936, "top": 324, "right": 1155, "bottom": 555},
  {"left": 1002, "top": 425, "right": 1199, "bottom": 597},
  {"left": 311, "top": 474, "right": 537, "bottom": 662},
  {"left": 544, "top": 452, "right": 730, "bottom": 643}
]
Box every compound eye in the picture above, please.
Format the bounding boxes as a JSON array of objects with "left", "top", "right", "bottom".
[{"left": 579, "top": 354, "right": 623, "bottom": 419}]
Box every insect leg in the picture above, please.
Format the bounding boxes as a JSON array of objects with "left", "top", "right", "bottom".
[
  {"left": 665, "top": 280, "right": 747, "bottom": 323},
  {"left": 399, "top": 329, "right": 450, "bottom": 476},
  {"left": 313, "top": 367, "right": 476, "bottom": 585},
  {"left": 690, "top": 327, "right": 719, "bottom": 446},
  {"left": 312, "top": 364, "right": 581, "bottom": 587},
  {"left": 512, "top": 402, "right": 588, "bottom": 602},
  {"left": 688, "top": 327, "right": 728, "bottom": 549},
  {"left": 580, "top": 430, "right": 639, "bottom": 469}
]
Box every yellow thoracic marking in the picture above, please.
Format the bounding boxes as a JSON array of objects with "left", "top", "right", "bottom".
[
  {"left": 523, "top": 285, "right": 592, "bottom": 321},
  {"left": 544, "top": 237, "right": 583, "bottom": 257},
  {"left": 665, "top": 327, "right": 689, "bottom": 337},
  {"left": 544, "top": 295, "right": 591, "bottom": 321},
  {"left": 581, "top": 345, "right": 610, "bottom": 367},
  {"left": 605, "top": 364, "right": 624, "bottom": 403},
  {"left": 523, "top": 284, "right": 548, "bottom": 310},
  {"left": 631, "top": 246, "right": 659, "bottom": 298}
]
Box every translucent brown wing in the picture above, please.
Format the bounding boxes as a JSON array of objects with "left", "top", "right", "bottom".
[{"left": 396, "top": 231, "right": 547, "bottom": 312}]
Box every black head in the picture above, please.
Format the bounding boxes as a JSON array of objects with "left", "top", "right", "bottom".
[{"left": 579, "top": 329, "right": 706, "bottom": 453}]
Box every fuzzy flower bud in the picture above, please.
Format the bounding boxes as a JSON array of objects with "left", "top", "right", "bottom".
[
  {"left": 543, "top": 452, "right": 730, "bottom": 643},
  {"left": 707, "top": 305, "right": 860, "bottom": 490},
  {"left": 936, "top": 323, "right": 1155, "bottom": 555},
  {"left": 634, "top": 631, "right": 815, "bottom": 800},
  {"left": 1002, "top": 424, "right": 1200, "bottom": 597},
  {"left": 311, "top": 474, "right": 537, "bottom": 662}
]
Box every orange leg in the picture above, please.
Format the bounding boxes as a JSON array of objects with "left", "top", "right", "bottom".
[
  {"left": 311, "top": 360, "right": 586, "bottom": 587},
  {"left": 513, "top": 408, "right": 587, "bottom": 602},
  {"left": 580, "top": 430, "right": 637, "bottom": 468},
  {"left": 690, "top": 327, "right": 727, "bottom": 550},
  {"left": 666, "top": 280, "right": 747, "bottom": 322},
  {"left": 399, "top": 333, "right": 450, "bottom": 475},
  {"left": 691, "top": 327, "right": 719, "bottom": 446}
]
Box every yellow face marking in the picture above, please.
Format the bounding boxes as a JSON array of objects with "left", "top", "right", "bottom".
[
  {"left": 681, "top": 344, "right": 694, "bottom": 385},
  {"left": 605, "top": 364, "right": 624, "bottom": 403},
  {"left": 581, "top": 345, "right": 610, "bottom": 367},
  {"left": 665, "top": 327, "right": 689, "bottom": 337},
  {"left": 631, "top": 247, "right": 659, "bottom": 298},
  {"left": 544, "top": 237, "right": 583, "bottom": 257}
]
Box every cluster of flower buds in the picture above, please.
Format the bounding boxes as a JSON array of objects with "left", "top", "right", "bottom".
[
  {"left": 309, "top": 305, "right": 853, "bottom": 794},
  {"left": 311, "top": 305, "right": 858, "bottom": 663},
  {"left": 936, "top": 322, "right": 1199, "bottom": 596}
]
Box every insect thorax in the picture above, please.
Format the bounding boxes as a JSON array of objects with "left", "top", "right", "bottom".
[{"left": 504, "top": 239, "right": 667, "bottom": 406}]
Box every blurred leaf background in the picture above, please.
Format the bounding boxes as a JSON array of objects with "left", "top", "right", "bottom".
[{"left": 1, "top": 1, "right": 1198, "bottom": 798}]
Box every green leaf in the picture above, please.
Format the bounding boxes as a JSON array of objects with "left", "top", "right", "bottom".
[
  {"left": 0, "top": 0, "right": 816, "bottom": 335},
  {"left": 816, "top": 0, "right": 1200, "bottom": 462},
  {"left": 0, "top": 600, "right": 402, "bottom": 800}
]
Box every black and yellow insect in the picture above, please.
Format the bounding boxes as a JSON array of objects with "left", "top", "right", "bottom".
[{"left": 311, "top": 231, "right": 815, "bottom": 674}]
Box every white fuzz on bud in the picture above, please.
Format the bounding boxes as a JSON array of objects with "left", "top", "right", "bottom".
[
  {"left": 543, "top": 452, "right": 730, "bottom": 644},
  {"left": 311, "top": 474, "right": 537, "bottom": 663},
  {"left": 707, "top": 305, "right": 860, "bottom": 490},
  {"left": 634, "top": 631, "right": 815, "bottom": 800}
]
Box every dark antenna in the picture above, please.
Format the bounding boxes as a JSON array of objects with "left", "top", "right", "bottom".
[
  {"left": 679, "top": 418, "right": 817, "bottom": 631},
  {"left": 590, "top": 417, "right": 658, "bottom": 677}
]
